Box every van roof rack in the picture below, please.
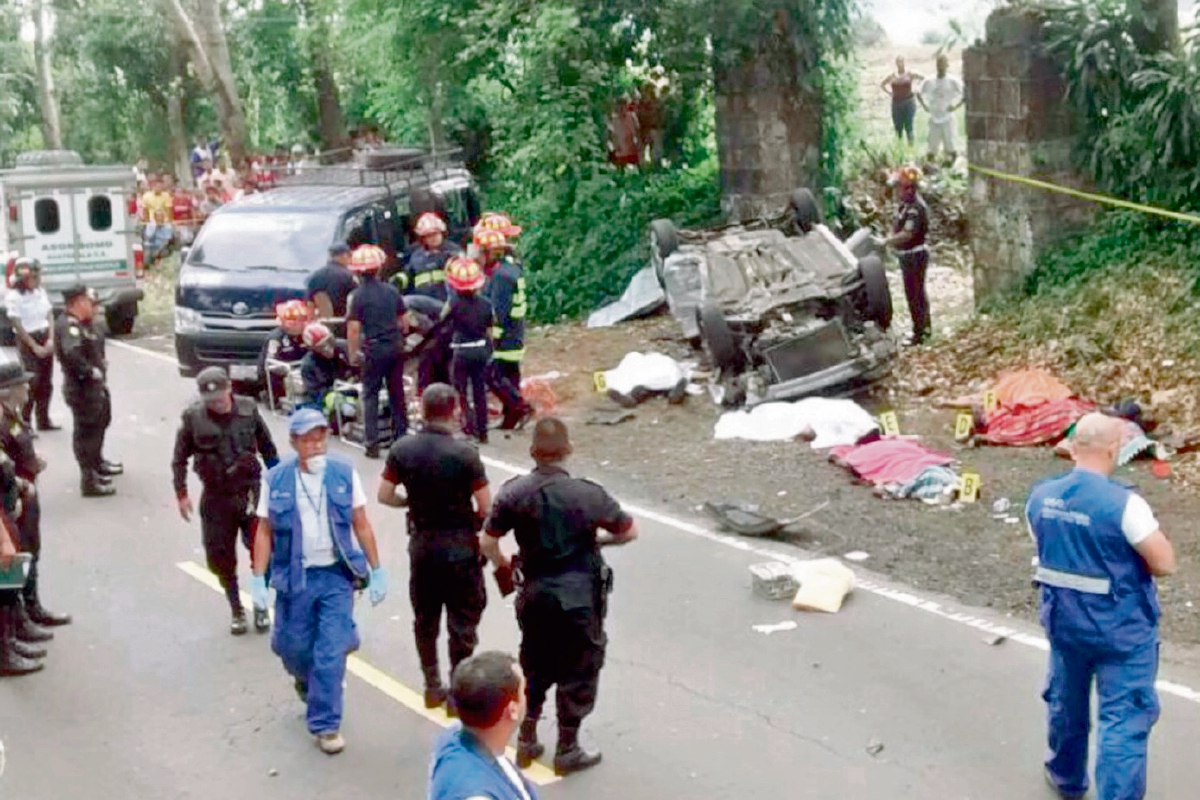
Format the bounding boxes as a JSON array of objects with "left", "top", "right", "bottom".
[{"left": 265, "top": 146, "right": 470, "bottom": 193}]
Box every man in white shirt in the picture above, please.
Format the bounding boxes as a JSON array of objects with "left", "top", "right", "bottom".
[
  {"left": 4, "top": 259, "right": 58, "bottom": 430},
  {"left": 918, "top": 54, "right": 964, "bottom": 162},
  {"left": 250, "top": 408, "right": 388, "bottom": 755}
]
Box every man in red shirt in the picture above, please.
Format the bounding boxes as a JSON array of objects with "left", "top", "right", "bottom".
[{"left": 172, "top": 185, "right": 197, "bottom": 244}]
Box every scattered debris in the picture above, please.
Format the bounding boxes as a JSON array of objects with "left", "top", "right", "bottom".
[
  {"left": 843, "top": 551, "right": 870, "bottom": 562},
  {"left": 586, "top": 265, "right": 666, "bottom": 328},
  {"left": 268, "top": 769, "right": 279, "bottom": 778},
  {"left": 865, "top": 739, "right": 885, "bottom": 757},
  {"left": 750, "top": 562, "right": 801, "bottom": 600},
  {"left": 991, "top": 497, "right": 1011, "bottom": 516},
  {"left": 983, "top": 634, "right": 1008, "bottom": 646},
  {"left": 706, "top": 502, "right": 783, "bottom": 537},
  {"left": 791, "top": 558, "right": 856, "bottom": 613},
  {"left": 752, "top": 621, "right": 799, "bottom": 635},
  {"left": 587, "top": 409, "right": 636, "bottom": 426}
]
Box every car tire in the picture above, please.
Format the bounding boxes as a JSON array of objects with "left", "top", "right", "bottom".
[
  {"left": 649, "top": 219, "right": 679, "bottom": 286},
  {"left": 105, "top": 304, "right": 137, "bottom": 337},
  {"left": 695, "top": 301, "right": 742, "bottom": 372},
  {"left": 858, "top": 255, "right": 892, "bottom": 331},
  {"left": 789, "top": 188, "right": 822, "bottom": 234}
]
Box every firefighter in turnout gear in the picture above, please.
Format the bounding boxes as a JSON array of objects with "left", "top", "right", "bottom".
[
  {"left": 476, "top": 230, "right": 533, "bottom": 431},
  {"left": 55, "top": 285, "right": 122, "bottom": 497},
  {"left": 173, "top": 367, "right": 280, "bottom": 635}
]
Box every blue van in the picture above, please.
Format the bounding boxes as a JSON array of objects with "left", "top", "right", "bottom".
[{"left": 174, "top": 153, "right": 479, "bottom": 379}]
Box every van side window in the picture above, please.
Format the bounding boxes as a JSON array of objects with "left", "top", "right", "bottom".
[
  {"left": 440, "top": 187, "right": 480, "bottom": 232},
  {"left": 88, "top": 196, "right": 113, "bottom": 231},
  {"left": 34, "top": 198, "right": 60, "bottom": 234}
]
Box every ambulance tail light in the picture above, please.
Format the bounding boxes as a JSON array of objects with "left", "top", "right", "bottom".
[
  {"left": 7, "top": 202, "right": 16, "bottom": 222},
  {"left": 133, "top": 243, "right": 145, "bottom": 277}
]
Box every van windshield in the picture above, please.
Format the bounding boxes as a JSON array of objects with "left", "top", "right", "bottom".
[{"left": 188, "top": 211, "right": 337, "bottom": 271}]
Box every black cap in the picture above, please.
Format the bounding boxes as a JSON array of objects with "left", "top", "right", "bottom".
[
  {"left": 0, "top": 362, "right": 33, "bottom": 390},
  {"left": 196, "top": 366, "right": 232, "bottom": 400},
  {"left": 62, "top": 284, "right": 90, "bottom": 303},
  {"left": 329, "top": 242, "right": 351, "bottom": 257}
]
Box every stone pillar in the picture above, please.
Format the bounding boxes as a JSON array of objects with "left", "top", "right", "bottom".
[
  {"left": 964, "top": 7, "right": 1092, "bottom": 306},
  {"left": 712, "top": 48, "right": 822, "bottom": 223}
]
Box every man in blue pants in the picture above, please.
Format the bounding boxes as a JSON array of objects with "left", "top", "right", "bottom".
[
  {"left": 251, "top": 408, "right": 388, "bottom": 754},
  {"left": 1027, "top": 413, "right": 1176, "bottom": 800}
]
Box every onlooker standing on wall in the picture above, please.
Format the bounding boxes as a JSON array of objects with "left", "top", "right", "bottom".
[
  {"left": 881, "top": 56, "right": 923, "bottom": 145},
  {"left": 918, "top": 54, "right": 964, "bottom": 163}
]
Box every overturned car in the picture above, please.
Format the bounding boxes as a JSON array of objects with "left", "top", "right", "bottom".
[{"left": 649, "top": 190, "right": 895, "bottom": 407}]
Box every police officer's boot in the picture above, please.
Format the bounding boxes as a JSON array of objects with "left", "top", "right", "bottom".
[
  {"left": 1, "top": 606, "right": 45, "bottom": 676},
  {"left": 81, "top": 470, "right": 116, "bottom": 497},
  {"left": 516, "top": 718, "right": 544, "bottom": 768},
  {"left": 14, "top": 599, "right": 53, "bottom": 643},
  {"left": 24, "top": 573, "right": 72, "bottom": 627},
  {"left": 553, "top": 726, "right": 602, "bottom": 775}
]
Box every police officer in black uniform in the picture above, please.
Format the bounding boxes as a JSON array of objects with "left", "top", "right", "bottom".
[
  {"left": 377, "top": 384, "right": 490, "bottom": 710},
  {"left": 0, "top": 363, "right": 70, "bottom": 637},
  {"left": 173, "top": 367, "right": 279, "bottom": 635},
  {"left": 482, "top": 417, "right": 638, "bottom": 775},
  {"left": 55, "top": 285, "right": 122, "bottom": 497}
]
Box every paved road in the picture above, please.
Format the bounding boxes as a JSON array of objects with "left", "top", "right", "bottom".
[{"left": 1, "top": 341, "right": 1199, "bottom": 799}]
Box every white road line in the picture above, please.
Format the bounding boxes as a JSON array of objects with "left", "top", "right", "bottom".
[{"left": 118, "top": 340, "right": 1200, "bottom": 705}]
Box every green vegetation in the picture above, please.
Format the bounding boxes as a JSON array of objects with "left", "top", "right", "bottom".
[{"left": 5, "top": 0, "right": 861, "bottom": 322}]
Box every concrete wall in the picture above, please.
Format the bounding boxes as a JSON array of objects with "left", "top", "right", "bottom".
[{"left": 963, "top": 7, "right": 1093, "bottom": 305}]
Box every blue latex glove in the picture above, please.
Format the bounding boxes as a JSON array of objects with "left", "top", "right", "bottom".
[
  {"left": 250, "top": 575, "right": 270, "bottom": 611},
  {"left": 368, "top": 567, "right": 388, "bottom": 606}
]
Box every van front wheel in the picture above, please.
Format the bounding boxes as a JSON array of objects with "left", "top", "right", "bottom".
[{"left": 106, "top": 304, "right": 137, "bottom": 336}]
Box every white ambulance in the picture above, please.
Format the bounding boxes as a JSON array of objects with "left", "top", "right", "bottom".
[{"left": 0, "top": 150, "right": 143, "bottom": 340}]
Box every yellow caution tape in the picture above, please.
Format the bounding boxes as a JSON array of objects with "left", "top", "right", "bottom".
[{"left": 968, "top": 164, "right": 1200, "bottom": 226}]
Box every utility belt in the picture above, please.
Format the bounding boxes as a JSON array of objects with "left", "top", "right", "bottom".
[
  {"left": 451, "top": 339, "right": 488, "bottom": 350},
  {"left": 896, "top": 244, "right": 929, "bottom": 258}
]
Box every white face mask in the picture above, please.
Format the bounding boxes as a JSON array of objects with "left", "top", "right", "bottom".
[{"left": 305, "top": 454, "right": 327, "bottom": 474}]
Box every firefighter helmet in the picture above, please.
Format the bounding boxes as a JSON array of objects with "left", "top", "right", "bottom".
[
  {"left": 349, "top": 244, "right": 387, "bottom": 273},
  {"left": 445, "top": 256, "right": 486, "bottom": 294}
]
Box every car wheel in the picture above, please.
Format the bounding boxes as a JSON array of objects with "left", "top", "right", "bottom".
[
  {"left": 857, "top": 255, "right": 892, "bottom": 331},
  {"left": 695, "top": 301, "right": 742, "bottom": 372},
  {"left": 649, "top": 219, "right": 679, "bottom": 286},
  {"left": 789, "top": 188, "right": 822, "bottom": 234},
  {"left": 105, "top": 304, "right": 137, "bottom": 336}
]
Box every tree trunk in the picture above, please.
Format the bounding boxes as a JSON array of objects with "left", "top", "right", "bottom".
[
  {"left": 31, "top": 0, "right": 62, "bottom": 150},
  {"left": 301, "top": 0, "right": 349, "bottom": 155},
  {"left": 710, "top": 8, "right": 822, "bottom": 222},
  {"left": 167, "top": 43, "right": 192, "bottom": 187},
  {"left": 1130, "top": 0, "right": 1179, "bottom": 54},
  {"left": 166, "top": 0, "right": 249, "bottom": 167}
]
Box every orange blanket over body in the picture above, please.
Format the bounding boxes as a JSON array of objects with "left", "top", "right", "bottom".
[{"left": 993, "top": 369, "right": 1073, "bottom": 409}]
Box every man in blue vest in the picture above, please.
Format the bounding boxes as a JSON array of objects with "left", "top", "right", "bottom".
[
  {"left": 428, "top": 651, "right": 540, "bottom": 800},
  {"left": 250, "top": 408, "right": 389, "bottom": 755},
  {"left": 1027, "top": 413, "right": 1176, "bottom": 800}
]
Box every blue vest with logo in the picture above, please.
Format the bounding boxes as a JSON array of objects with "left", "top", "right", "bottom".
[
  {"left": 1027, "top": 469, "right": 1159, "bottom": 653},
  {"left": 428, "top": 724, "right": 538, "bottom": 800},
  {"left": 264, "top": 453, "right": 367, "bottom": 594}
]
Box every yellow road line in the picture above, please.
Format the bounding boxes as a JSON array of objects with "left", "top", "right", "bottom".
[
  {"left": 968, "top": 164, "right": 1200, "bottom": 226},
  {"left": 175, "top": 561, "right": 560, "bottom": 786}
]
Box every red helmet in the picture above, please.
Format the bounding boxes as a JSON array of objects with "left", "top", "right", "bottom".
[
  {"left": 302, "top": 322, "right": 333, "bottom": 349},
  {"left": 349, "top": 244, "right": 387, "bottom": 273},
  {"left": 414, "top": 212, "right": 448, "bottom": 238},
  {"left": 275, "top": 300, "right": 310, "bottom": 325},
  {"left": 475, "top": 211, "right": 522, "bottom": 238},
  {"left": 445, "top": 256, "right": 486, "bottom": 293},
  {"left": 473, "top": 229, "right": 509, "bottom": 252}
]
